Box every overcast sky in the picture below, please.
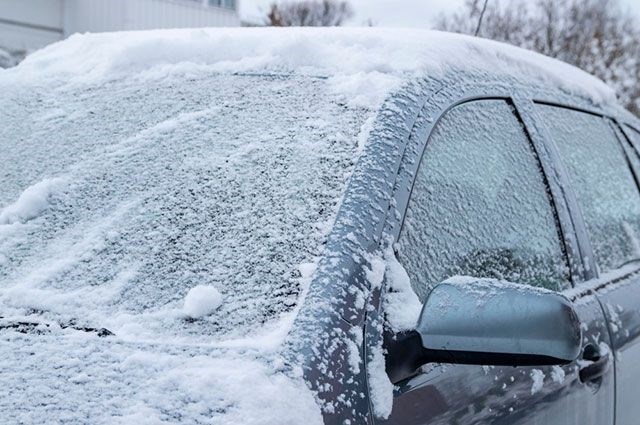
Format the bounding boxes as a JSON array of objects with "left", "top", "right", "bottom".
[{"left": 240, "top": 0, "right": 640, "bottom": 27}]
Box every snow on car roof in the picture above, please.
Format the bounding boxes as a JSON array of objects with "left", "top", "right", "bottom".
[{"left": 2, "top": 27, "right": 616, "bottom": 107}]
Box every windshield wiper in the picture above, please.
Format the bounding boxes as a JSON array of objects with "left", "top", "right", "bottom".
[{"left": 0, "top": 317, "right": 114, "bottom": 337}]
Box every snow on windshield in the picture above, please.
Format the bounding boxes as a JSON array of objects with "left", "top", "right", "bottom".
[{"left": 0, "top": 73, "right": 369, "bottom": 344}]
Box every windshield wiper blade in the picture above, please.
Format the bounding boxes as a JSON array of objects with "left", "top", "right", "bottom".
[{"left": 0, "top": 317, "right": 114, "bottom": 337}]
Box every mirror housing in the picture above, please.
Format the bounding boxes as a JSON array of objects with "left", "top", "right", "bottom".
[{"left": 415, "top": 277, "right": 582, "bottom": 366}]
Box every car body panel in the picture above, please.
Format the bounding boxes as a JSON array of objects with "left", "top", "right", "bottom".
[
  {"left": 370, "top": 79, "right": 615, "bottom": 425},
  {"left": 289, "top": 70, "right": 636, "bottom": 424},
  {"left": 586, "top": 270, "right": 640, "bottom": 425},
  {"left": 581, "top": 122, "right": 640, "bottom": 425}
]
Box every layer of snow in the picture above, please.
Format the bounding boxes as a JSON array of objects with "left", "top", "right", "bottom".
[
  {"left": 183, "top": 285, "right": 223, "bottom": 319},
  {"left": 0, "top": 53, "right": 371, "bottom": 421},
  {"left": 367, "top": 342, "right": 395, "bottom": 419},
  {"left": 0, "top": 72, "right": 368, "bottom": 345},
  {"left": 443, "top": 275, "right": 556, "bottom": 296},
  {"left": 2, "top": 28, "right": 616, "bottom": 108},
  {"left": 0, "top": 331, "right": 322, "bottom": 425},
  {"left": 383, "top": 247, "right": 422, "bottom": 332}
]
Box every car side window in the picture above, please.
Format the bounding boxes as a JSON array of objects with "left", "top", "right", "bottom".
[
  {"left": 397, "top": 100, "right": 570, "bottom": 302},
  {"left": 626, "top": 125, "right": 640, "bottom": 150},
  {"left": 537, "top": 106, "right": 640, "bottom": 274}
]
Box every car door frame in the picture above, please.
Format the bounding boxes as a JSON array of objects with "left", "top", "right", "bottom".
[
  {"left": 366, "top": 79, "right": 618, "bottom": 424},
  {"left": 613, "top": 122, "right": 640, "bottom": 425},
  {"left": 551, "top": 107, "right": 640, "bottom": 425}
]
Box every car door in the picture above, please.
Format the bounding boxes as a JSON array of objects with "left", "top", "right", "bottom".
[
  {"left": 534, "top": 105, "right": 640, "bottom": 425},
  {"left": 605, "top": 123, "right": 640, "bottom": 425},
  {"left": 373, "top": 98, "right": 614, "bottom": 425}
]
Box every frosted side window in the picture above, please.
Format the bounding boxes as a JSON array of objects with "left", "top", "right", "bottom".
[
  {"left": 538, "top": 106, "right": 640, "bottom": 274},
  {"left": 398, "top": 100, "right": 569, "bottom": 302}
]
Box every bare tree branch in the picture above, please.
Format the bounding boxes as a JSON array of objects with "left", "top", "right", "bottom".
[
  {"left": 475, "top": 0, "right": 489, "bottom": 36},
  {"left": 266, "top": 0, "right": 354, "bottom": 27},
  {"left": 435, "top": 0, "right": 640, "bottom": 115}
]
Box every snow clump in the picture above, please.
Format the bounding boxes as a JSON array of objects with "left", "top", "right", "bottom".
[
  {"left": 183, "top": 285, "right": 223, "bottom": 318},
  {"left": 0, "top": 177, "right": 66, "bottom": 225},
  {"left": 530, "top": 369, "right": 546, "bottom": 395},
  {"left": 383, "top": 246, "right": 422, "bottom": 332}
]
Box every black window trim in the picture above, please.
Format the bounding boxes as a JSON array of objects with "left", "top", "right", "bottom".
[
  {"left": 374, "top": 82, "right": 640, "bottom": 388},
  {"left": 381, "top": 81, "right": 640, "bottom": 300},
  {"left": 382, "top": 84, "right": 579, "bottom": 293},
  {"left": 529, "top": 98, "right": 640, "bottom": 288}
]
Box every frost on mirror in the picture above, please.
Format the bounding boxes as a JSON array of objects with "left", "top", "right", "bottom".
[
  {"left": 398, "top": 100, "right": 569, "bottom": 302},
  {"left": 537, "top": 106, "right": 640, "bottom": 274}
]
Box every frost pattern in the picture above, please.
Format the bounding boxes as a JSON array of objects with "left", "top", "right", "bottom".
[
  {"left": 538, "top": 105, "right": 640, "bottom": 274},
  {"left": 0, "top": 74, "right": 369, "bottom": 343},
  {"left": 398, "top": 100, "right": 569, "bottom": 301}
]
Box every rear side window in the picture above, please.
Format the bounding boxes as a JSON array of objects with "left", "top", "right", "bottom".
[
  {"left": 397, "top": 100, "right": 569, "bottom": 301},
  {"left": 537, "top": 106, "right": 640, "bottom": 274},
  {"left": 627, "top": 125, "right": 640, "bottom": 148}
]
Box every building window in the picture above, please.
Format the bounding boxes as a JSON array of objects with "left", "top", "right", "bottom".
[{"left": 205, "top": 0, "right": 235, "bottom": 10}]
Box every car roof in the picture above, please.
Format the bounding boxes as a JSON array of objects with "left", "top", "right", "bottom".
[{"left": 2, "top": 27, "right": 616, "bottom": 110}]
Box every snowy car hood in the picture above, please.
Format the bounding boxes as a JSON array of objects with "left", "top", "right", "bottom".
[{"left": 0, "top": 329, "right": 321, "bottom": 424}]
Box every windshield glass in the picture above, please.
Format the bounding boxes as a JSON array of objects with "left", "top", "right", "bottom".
[{"left": 0, "top": 73, "right": 369, "bottom": 343}]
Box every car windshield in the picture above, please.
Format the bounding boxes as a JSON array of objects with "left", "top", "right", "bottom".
[{"left": 0, "top": 72, "right": 369, "bottom": 343}]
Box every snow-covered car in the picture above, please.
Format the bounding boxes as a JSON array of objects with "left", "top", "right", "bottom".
[{"left": 1, "top": 28, "right": 639, "bottom": 425}]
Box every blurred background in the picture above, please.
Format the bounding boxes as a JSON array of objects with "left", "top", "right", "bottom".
[{"left": 0, "top": 0, "right": 638, "bottom": 113}]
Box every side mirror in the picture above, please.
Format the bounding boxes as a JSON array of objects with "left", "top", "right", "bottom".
[
  {"left": 386, "top": 278, "right": 582, "bottom": 383},
  {"left": 416, "top": 278, "right": 582, "bottom": 365}
]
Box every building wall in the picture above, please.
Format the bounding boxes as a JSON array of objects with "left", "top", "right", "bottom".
[
  {"left": 0, "top": 0, "right": 64, "bottom": 50},
  {"left": 0, "top": 0, "right": 239, "bottom": 51},
  {"left": 63, "top": 0, "right": 239, "bottom": 35}
]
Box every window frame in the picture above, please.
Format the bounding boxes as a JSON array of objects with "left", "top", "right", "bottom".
[
  {"left": 395, "top": 97, "right": 573, "bottom": 292},
  {"left": 529, "top": 98, "right": 640, "bottom": 288},
  {"left": 383, "top": 84, "right": 580, "bottom": 291},
  {"left": 381, "top": 81, "right": 640, "bottom": 295}
]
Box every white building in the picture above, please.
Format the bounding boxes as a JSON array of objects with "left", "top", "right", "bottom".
[{"left": 0, "top": 0, "right": 240, "bottom": 52}]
